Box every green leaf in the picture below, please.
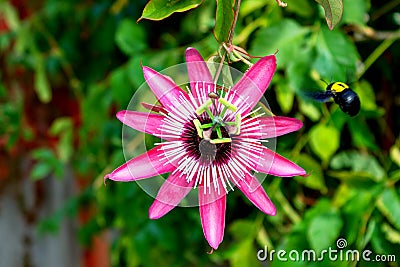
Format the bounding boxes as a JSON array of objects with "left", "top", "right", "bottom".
[
  {"left": 390, "top": 145, "right": 400, "bottom": 167},
  {"left": 342, "top": 0, "right": 369, "bottom": 26},
  {"left": 382, "top": 223, "right": 400, "bottom": 244},
  {"left": 315, "top": 0, "right": 343, "bottom": 30},
  {"left": 110, "top": 66, "right": 134, "bottom": 107},
  {"left": 49, "top": 117, "right": 73, "bottom": 136},
  {"left": 250, "top": 19, "right": 310, "bottom": 68},
  {"left": 229, "top": 219, "right": 257, "bottom": 239},
  {"left": 34, "top": 59, "right": 52, "bottom": 103},
  {"left": 298, "top": 99, "right": 321, "bottom": 122},
  {"left": 139, "top": 0, "right": 203, "bottom": 21},
  {"left": 286, "top": 0, "right": 313, "bottom": 18},
  {"left": 371, "top": 219, "right": 400, "bottom": 255},
  {"left": 286, "top": 47, "right": 316, "bottom": 93},
  {"left": 0, "top": 2, "right": 20, "bottom": 31},
  {"left": 295, "top": 153, "right": 327, "bottom": 193},
  {"left": 307, "top": 209, "right": 343, "bottom": 254},
  {"left": 30, "top": 148, "right": 64, "bottom": 180},
  {"left": 348, "top": 118, "right": 379, "bottom": 151},
  {"left": 332, "top": 183, "right": 356, "bottom": 207},
  {"left": 230, "top": 239, "right": 261, "bottom": 267},
  {"left": 313, "top": 27, "right": 359, "bottom": 81},
  {"left": 31, "top": 162, "right": 53, "bottom": 180},
  {"left": 309, "top": 124, "right": 340, "bottom": 162},
  {"left": 49, "top": 118, "right": 74, "bottom": 163},
  {"left": 275, "top": 81, "right": 294, "bottom": 114},
  {"left": 353, "top": 80, "right": 377, "bottom": 111},
  {"left": 213, "top": 0, "right": 235, "bottom": 43},
  {"left": 377, "top": 188, "right": 400, "bottom": 230},
  {"left": 342, "top": 189, "right": 376, "bottom": 245},
  {"left": 115, "top": 19, "right": 147, "bottom": 56},
  {"left": 330, "top": 151, "right": 385, "bottom": 182}
]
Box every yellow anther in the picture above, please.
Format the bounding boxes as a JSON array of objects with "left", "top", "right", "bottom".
[
  {"left": 235, "top": 114, "right": 241, "bottom": 135},
  {"left": 210, "top": 138, "right": 232, "bottom": 144},
  {"left": 196, "top": 99, "right": 213, "bottom": 115},
  {"left": 218, "top": 98, "right": 237, "bottom": 112},
  {"left": 193, "top": 119, "right": 203, "bottom": 138}
]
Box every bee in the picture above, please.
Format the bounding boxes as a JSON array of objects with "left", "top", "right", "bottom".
[{"left": 308, "top": 82, "right": 360, "bottom": 117}]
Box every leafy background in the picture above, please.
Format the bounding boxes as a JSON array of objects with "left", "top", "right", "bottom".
[{"left": 0, "top": 0, "right": 400, "bottom": 266}]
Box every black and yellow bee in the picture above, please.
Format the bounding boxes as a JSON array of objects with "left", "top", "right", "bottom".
[{"left": 308, "top": 82, "right": 360, "bottom": 117}]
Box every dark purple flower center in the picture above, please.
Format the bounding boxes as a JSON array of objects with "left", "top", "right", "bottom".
[{"left": 183, "top": 118, "right": 232, "bottom": 166}]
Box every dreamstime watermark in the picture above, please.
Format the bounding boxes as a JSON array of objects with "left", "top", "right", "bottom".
[{"left": 257, "top": 238, "right": 396, "bottom": 263}]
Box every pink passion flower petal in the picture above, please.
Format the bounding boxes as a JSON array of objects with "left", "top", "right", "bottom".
[
  {"left": 149, "top": 171, "right": 196, "bottom": 219},
  {"left": 231, "top": 55, "right": 276, "bottom": 114},
  {"left": 199, "top": 188, "right": 226, "bottom": 250},
  {"left": 105, "top": 47, "right": 306, "bottom": 250},
  {"left": 142, "top": 66, "right": 190, "bottom": 111},
  {"left": 235, "top": 172, "right": 276, "bottom": 215},
  {"left": 105, "top": 145, "right": 175, "bottom": 182},
  {"left": 116, "top": 110, "right": 166, "bottom": 139},
  {"left": 186, "top": 47, "right": 214, "bottom": 98}
]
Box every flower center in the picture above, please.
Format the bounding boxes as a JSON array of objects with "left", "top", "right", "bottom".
[{"left": 183, "top": 92, "right": 241, "bottom": 166}]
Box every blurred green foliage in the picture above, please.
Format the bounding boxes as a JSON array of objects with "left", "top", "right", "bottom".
[{"left": 1, "top": 0, "right": 400, "bottom": 266}]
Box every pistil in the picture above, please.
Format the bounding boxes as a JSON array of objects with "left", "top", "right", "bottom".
[{"left": 193, "top": 92, "right": 241, "bottom": 143}]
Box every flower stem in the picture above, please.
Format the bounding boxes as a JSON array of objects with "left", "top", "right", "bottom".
[
  {"left": 228, "top": 0, "right": 242, "bottom": 45},
  {"left": 214, "top": 0, "right": 242, "bottom": 83},
  {"left": 213, "top": 52, "right": 226, "bottom": 84},
  {"left": 357, "top": 29, "right": 400, "bottom": 79}
]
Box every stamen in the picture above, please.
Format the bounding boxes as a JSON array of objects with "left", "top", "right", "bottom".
[
  {"left": 210, "top": 138, "right": 232, "bottom": 144},
  {"left": 235, "top": 114, "right": 241, "bottom": 134},
  {"left": 196, "top": 99, "right": 213, "bottom": 118},
  {"left": 193, "top": 119, "right": 203, "bottom": 138},
  {"left": 218, "top": 98, "right": 238, "bottom": 112},
  {"left": 219, "top": 97, "right": 238, "bottom": 117}
]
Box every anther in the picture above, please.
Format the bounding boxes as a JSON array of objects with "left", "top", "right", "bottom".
[
  {"left": 193, "top": 119, "right": 203, "bottom": 138},
  {"left": 210, "top": 138, "right": 232, "bottom": 144}
]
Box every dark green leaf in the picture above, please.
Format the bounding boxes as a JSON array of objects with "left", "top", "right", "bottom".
[
  {"left": 348, "top": 119, "right": 379, "bottom": 151},
  {"left": 295, "top": 154, "right": 327, "bottom": 193},
  {"left": 377, "top": 188, "right": 400, "bottom": 230},
  {"left": 286, "top": 0, "right": 313, "bottom": 18},
  {"left": 342, "top": 189, "right": 377, "bottom": 245},
  {"left": 353, "top": 80, "right": 377, "bottom": 111},
  {"left": 115, "top": 19, "right": 147, "bottom": 56},
  {"left": 309, "top": 124, "right": 340, "bottom": 162},
  {"left": 315, "top": 0, "right": 343, "bottom": 30},
  {"left": 250, "top": 19, "right": 310, "bottom": 68},
  {"left": 275, "top": 81, "right": 294, "bottom": 114},
  {"left": 307, "top": 209, "right": 343, "bottom": 253},
  {"left": 330, "top": 151, "right": 385, "bottom": 182},
  {"left": 342, "top": 0, "right": 369, "bottom": 26},
  {"left": 227, "top": 239, "right": 261, "bottom": 267},
  {"left": 214, "top": 0, "right": 235, "bottom": 43},
  {"left": 371, "top": 218, "right": 400, "bottom": 256},
  {"left": 110, "top": 66, "right": 134, "bottom": 107},
  {"left": 313, "top": 27, "right": 359, "bottom": 81},
  {"left": 286, "top": 47, "right": 316, "bottom": 93},
  {"left": 229, "top": 219, "right": 257, "bottom": 239},
  {"left": 139, "top": 0, "right": 203, "bottom": 21}
]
